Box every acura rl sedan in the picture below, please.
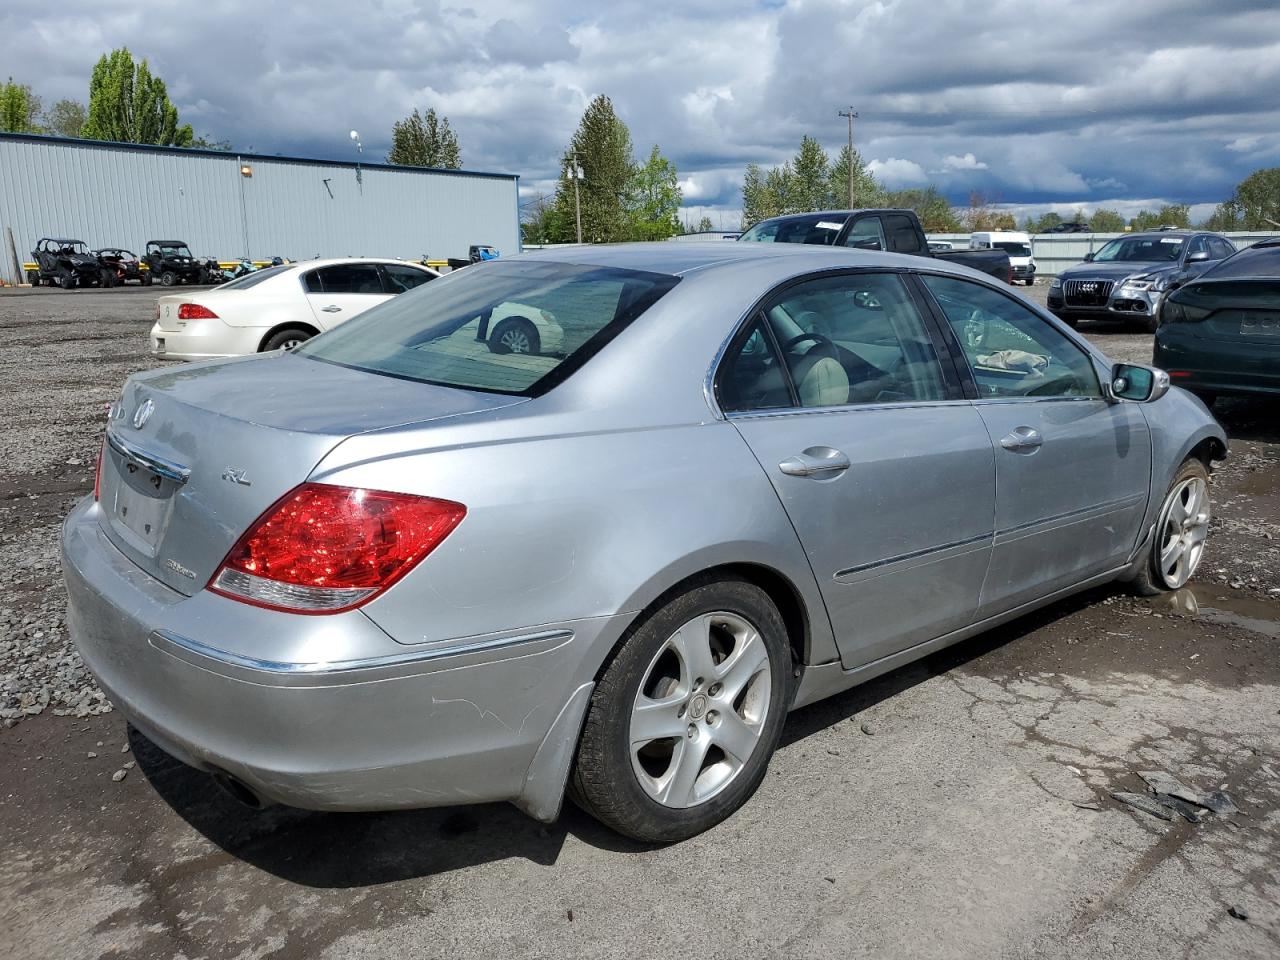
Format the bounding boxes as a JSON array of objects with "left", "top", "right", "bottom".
[{"left": 65, "top": 244, "right": 1226, "bottom": 842}]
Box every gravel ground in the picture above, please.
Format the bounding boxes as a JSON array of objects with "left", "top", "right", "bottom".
[{"left": 1, "top": 282, "right": 1278, "bottom": 959}]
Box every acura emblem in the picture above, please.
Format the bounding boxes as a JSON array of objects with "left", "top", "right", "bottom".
[{"left": 132, "top": 398, "right": 155, "bottom": 429}]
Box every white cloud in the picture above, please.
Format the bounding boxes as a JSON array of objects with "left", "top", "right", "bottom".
[
  {"left": 867, "top": 157, "right": 928, "bottom": 187},
  {"left": 940, "top": 152, "right": 987, "bottom": 171}
]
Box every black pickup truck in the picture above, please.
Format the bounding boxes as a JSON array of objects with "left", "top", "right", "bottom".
[{"left": 738, "top": 209, "right": 1011, "bottom": 283}]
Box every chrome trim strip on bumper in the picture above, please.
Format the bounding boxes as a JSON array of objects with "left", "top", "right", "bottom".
[
  {"left": 149, "top": 627, "right": 575, "bottom": 686},
  {"left": 106, "top": 430, "right": 192, "bottom": 484}
]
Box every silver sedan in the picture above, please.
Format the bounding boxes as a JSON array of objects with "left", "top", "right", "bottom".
[{"left": 63, "top": 243, "right": 1226, "bottom": 842}]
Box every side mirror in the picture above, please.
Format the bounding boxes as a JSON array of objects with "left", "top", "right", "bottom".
[
  {"left": 1083, "top": 251, "right": 1095, "bottom": 262},
  {"left": 1109, "top": 363, "right": 1170, "bottom": 403},
  {"left": 1186, "top": 250, "right": 1210, "bottom": 263}
]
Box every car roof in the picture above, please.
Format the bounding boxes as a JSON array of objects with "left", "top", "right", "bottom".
[
  {"left": 513, "top": 240, "right": 961, "bottom": 278},
  {"left": 42, "top": 237, "right": 84, "bottom": 244},
  {"left": 286, "top": 257, "right": 436, "bottom": 270},
  {"left": 1120, "top": 230, "right": 1197, "bottom": 240}
]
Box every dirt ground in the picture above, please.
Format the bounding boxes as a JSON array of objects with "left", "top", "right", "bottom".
[{"left": 1, "top": 283, "right": 1277, "bottom": 960}]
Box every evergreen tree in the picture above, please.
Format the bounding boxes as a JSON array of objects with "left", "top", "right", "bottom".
[
  {"left": 552, "top": 95, "right": 636, "bottom": 243},
  {"left": 387, "top": 107, "right": 461, "bottom": 168},
  {"left": 81, "top": 48, "right": 193, "bottom": 146},
  {"left": 828, "top": 145, "right": 886, "bottom": 208}
]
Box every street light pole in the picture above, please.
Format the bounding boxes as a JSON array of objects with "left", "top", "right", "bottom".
[
  {"left": 349, "top": 130, "right": 363, "bottom": 194},
  {"left": 838, "top": 107, "right": 858, "bottom": 207},
  {"left": 567, "top": 152, "right": 583, "bottom": 244}
]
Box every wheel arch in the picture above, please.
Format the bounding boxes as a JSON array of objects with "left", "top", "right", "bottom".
[{"left": 257, "top": 321, "right": 320, "bottom": 352}]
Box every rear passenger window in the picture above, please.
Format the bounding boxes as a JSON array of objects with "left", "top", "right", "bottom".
[
  {"left": 842, "top": 217, "right": 885, "bottom": 250},
  {"left": 921, "top": 275, "right": 1101, "bottom": 399},
  {"left": 720, "top": 273, "right": 949, "bottom": 411},
  {"left": 308, "top": 263, "right": 383, "bottom": 294},
  {"left": 883, "top": 214, "right": 923, "bottom": 254}
]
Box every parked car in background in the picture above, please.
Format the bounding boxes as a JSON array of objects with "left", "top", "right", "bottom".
[
  {"left": 927, "top": 240, "right": 953, "bottom": 252},
  {"left": 739, "top": 209, "right": 1012, "bottom": 284},
  {"left": 971, "top": 231, "right": 1036, "bottom": 284},
  {"left": 1047, "top": 231, "right": 1237, "bottom": 330},
  {"left": 1154, "top": 238, "right": 1280, "bottom": 406},
  {"left": 28, "top": 238, "right": 104, "bottom": 289},
  {"left": 94, "top": 248, "right": 150, "bottom": 287},
  {"left": 1039, "top": 221, "right": 1090, "bottom": 234},
  {"left": 67, "top": 243, "right": 1224, "bottom": 844},
  {"left": 144, "top": 240, "right": 204, "bottom": 286},
  {"left": 150, "top": 258, "right": 440, "bottom": 359}
]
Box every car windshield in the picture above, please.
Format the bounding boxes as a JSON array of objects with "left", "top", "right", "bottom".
[
  {"left": 295, "top": 260, "right": 680, "bottom": 396},
  {"left": 159, "top": 245, "right": 193, "bottom": 257},
  {"left": 739, "top": 215, "right": 845, "bottom": 245},
  {"left": 994, "top": 242, "right": 1032, "bottom": 257},
  {"left": 219, "top": 264, "right": 296, "bottom": 289},
  {"left": 1093, "top": 236, "right": 1184, "bottom": 262},
  {"left": 1202, "top": 244, "right": 1280, "bottom": 279}
]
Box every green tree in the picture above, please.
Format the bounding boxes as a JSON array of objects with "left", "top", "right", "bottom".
[
  {"left": 552, "top": 95, "right": 636, "bottom": 243},
  {"left": 627, "top": 145, "right": 682, "bottom": 240},
  {"left": 82, "top": 48, "right": 193, "bottom": 146},
  {"left": 696, "top": 216, "right": 715, "bottom": 233},
  {"left": 0, "top": 78, "right": 42, "bottom": 133},
  {"left": 521, "top": 194, "right": 565, "bottom": 244},
  {"left": 1026, "top": 212, "right": 1063, "bottom": 234},
  {"left": 1088, "top": 208, "right": 1126, "bottom": 232},
  {"left": 43, "top": 98, "right": 86, "bottom": 137},
  {"left": 963, "top": 191, "right": 1016, "bottom": 231},
  {"left": 190, "top": 133, "right": 232, "bottom": 151},
  {"left": 387, "top": 107, "right": 461, "bottom": 168},
  {"left": 742, "top": 163, "right": 779, "bottom": 227},
  {"left": 1212, "top": 168, "right": 1280, "bottom": 230},
  {"left": 1202, "top": 202, "right": 1242, "bottom": 232},
  {"left": 790, "top": 135, "right": 831, "bottom": 212},
  {"left": 1129, "top": 204, "right": 1190, "bottom": 231},
  {"left": 828, "top": 145, "right": 885, "bottom": 208},
  {"left": 885, "top": 186, "right": 962, "bottom": 232}
]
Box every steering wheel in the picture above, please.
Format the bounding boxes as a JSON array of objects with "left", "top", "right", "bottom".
[
  {"left": 780, "top": 331, "right": 838, "bottom": 360},
  {"left": 853, "top": 290, "right": 883, "bottom": 310}
]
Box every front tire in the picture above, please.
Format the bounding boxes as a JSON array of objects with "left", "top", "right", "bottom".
[
  {"left": 1129, "top": 457, "right": 1212, "bottom": 596},
  {"left": 160, "top": 270, "right": 176, "bottom": 286},
  {"left": 58, "top": 273, "right": 77, "bottom": 290},
  {"left": 570, "top": 576, "right": 790, "bottom": 843}
]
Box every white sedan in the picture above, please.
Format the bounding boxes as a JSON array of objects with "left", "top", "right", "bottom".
[{"left": 150, "top": 258, "right": 439, "bottom": 360}]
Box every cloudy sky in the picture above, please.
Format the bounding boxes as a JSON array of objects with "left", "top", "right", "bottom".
[{"left": 6, "top": 0, "right": 1279, "bottom": 228}]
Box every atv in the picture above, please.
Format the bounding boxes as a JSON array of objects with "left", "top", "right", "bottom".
[
  {"left": 94, "top": 248, "right": 151, "bottom": 287},
  {"left": 143, "top": 240, "right": 204, "bottom": 286},
  {"left": 28, "top": 238, "right": 104, "bottom": 289}
]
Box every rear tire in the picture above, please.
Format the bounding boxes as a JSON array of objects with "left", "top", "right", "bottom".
[
  {"left": 1128, "top": 457, "right": 1211, "bottom": 596},
  {"left": 26, "top": 270, "right": 39, "bottom": 286},
  {"left": 570, "top": 576, "right": 790, "bottom": 843},
  {"left": 142, "top": 272, "right": 153, "bottom": 286},
  {"left": 261, "top": 327, "right": 313, "bottom": 352},
  {"left": 488, "top": 316, "right": 541, "bottom": 355},
  {"left": 160, "top": 270, "right": 176, "bottom": 286}
]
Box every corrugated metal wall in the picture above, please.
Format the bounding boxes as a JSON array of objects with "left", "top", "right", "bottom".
[
  {"left": 926, "top": 231, "right": 1280, "bottom": 277},
  {"left": 0, "top": 134, "right": 520, "bottom": 282}
]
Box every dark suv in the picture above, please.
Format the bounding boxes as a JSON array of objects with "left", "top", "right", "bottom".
[
  {"left": 1047, "top": 231, "right": 1238, "bottom": 331},
  {"left": 29, "top": 238, "right": 104, "bottom": 289},
  {"left": 144, "top": 240, "right": 204, "bottom": 286}
]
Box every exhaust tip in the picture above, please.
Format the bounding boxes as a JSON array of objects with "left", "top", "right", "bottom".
[{"left": 210, "top": 770, "right": 265, "bottom": 810}]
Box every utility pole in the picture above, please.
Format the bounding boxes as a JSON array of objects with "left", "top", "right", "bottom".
[
  {"left": 566, "top": 152, "right": 584, "bottom": 244},
  {"left": 838, "top": 107, "right": 858, "bottom": 207}
]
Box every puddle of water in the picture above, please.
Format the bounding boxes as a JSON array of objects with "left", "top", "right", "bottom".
[{"left": 1157, "top": 586, "right": 1280, "bottom": 640}]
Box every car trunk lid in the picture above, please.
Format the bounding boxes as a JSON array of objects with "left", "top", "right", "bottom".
[
  {"left": 97, "top": 351, "right": 526, "bottom": 595},
  {"left": 155, "top": 293, "right": 200, "bottom": 332}
]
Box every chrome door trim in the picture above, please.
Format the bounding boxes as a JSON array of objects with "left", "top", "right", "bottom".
[
  {"left": 834, "top": 532, "right": 993, "bottom": 581},
  {"left": 106, "top": 429, "right": 191, "bottom": 484}
]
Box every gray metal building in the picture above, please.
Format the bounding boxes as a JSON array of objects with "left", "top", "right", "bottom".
[{"left": 0, "top": 133, "right": 520, "bottom": 283}]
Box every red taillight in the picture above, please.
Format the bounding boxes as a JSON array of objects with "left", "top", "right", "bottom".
[
  {"left": 178, "top": 303, "right": 218, "bottom": 320},
  {"left": 93, "top": 436, "right": 105, "bottom": 501},
  {"left": 1169, "top": 370, "right": 1193, "bottom": 378},
  {"left": 208, "top": 483, "right": 466, "bottom": 614}
]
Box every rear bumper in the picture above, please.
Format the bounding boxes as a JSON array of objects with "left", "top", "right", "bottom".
[
  {"left": 1153, "top": 327, "right": 1280, "bottom": 397},
  {"left": 149, "top": 320, "right": 259, "bottom": 361},
  {"left": 62, "top": 497, "right": 613, "bottom": 814}
]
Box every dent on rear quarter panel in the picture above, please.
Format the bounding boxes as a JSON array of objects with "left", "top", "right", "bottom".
[{"left": 312, "top": 419, "right": 838, "bottom": 670}]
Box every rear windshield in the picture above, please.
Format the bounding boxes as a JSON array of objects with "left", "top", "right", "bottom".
[
  {"left": 993, "top": 242, "right": 1032, "bottom": 257},
  {"left": 739, "top": 215, "right": 846, "bottom": 245},
  {"left": 295, "top": 260, "right": 680, "bottom": 396},
  {"left": 219, "top": 264, "right": 296, "bottom": 289},
  {"left": 1202, "top": 243, "right": 1280, "bottom": 278}
]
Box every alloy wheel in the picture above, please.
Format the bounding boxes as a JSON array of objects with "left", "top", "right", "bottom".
[
  {"left": 629, "top": 611, "right": 772, "bottom": 809},
  {"left": 1155, "top": 475, "right": 1210, "bottom": 589},
  {"left": 500, "top": 328, "right": 532, "bottom": 353}
]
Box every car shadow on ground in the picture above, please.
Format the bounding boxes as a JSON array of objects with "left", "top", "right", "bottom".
[
  {"left": 131, "top": 587, "right": 1109, "bottom": 889},
  {"left": 1211, "top": 397, "right": 1280, "bottom": 444}
]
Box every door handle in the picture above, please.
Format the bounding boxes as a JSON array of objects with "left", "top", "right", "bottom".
[
  {"left": 1000, "top": 426, "right": 1043, "bottom": 453},
  {"left": 778, "top": 447, "right": 851, "bottom": 478},
  {"left": 321, "top": 305, "right": 342, "bottom": 313}
]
